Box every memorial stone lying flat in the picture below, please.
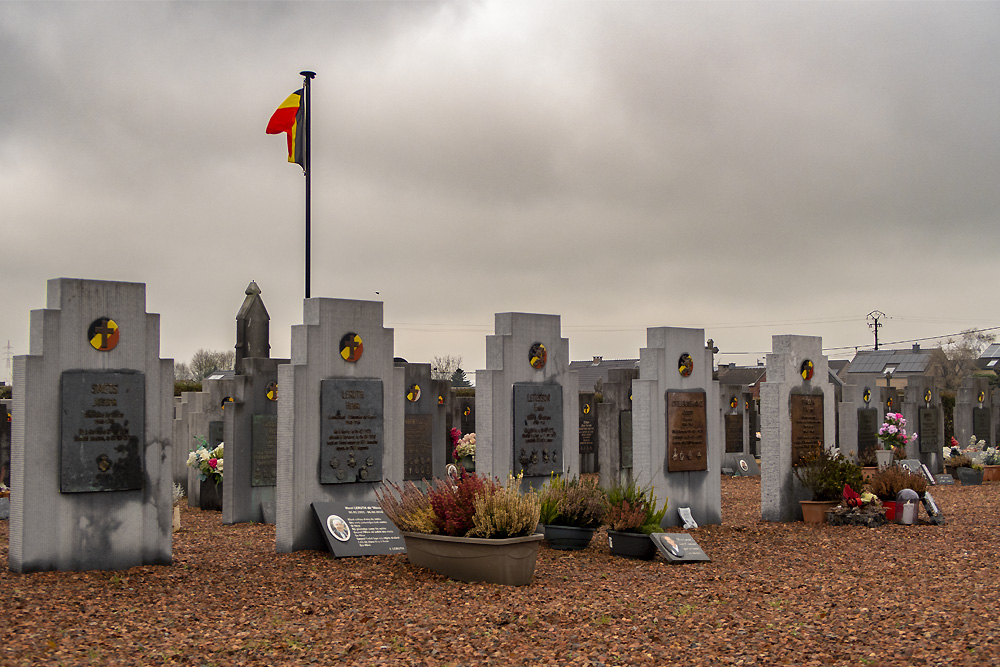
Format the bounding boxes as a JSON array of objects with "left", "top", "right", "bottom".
[
  {"left": 311, "top": 501, "right": 405, "bottom": 557},
  {"left": 652, "top": 533, "right": 710, "bottom": 563},
  {"left": 723, "top": 453, "right": 760, "bottom": 477}
]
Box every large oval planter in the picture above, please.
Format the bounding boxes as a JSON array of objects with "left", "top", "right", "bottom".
[
  {"left": 401, "top": 532, "right": 543, "bottom": 586},
  {"left": 456, "top": 456, "right": 475, "bottom": 472},
  {"left": 800, "top": 500, "right": 839, "bottom": 524},
  {"left": 607, "top": 531, "right": 657, "bottom": 560},
  {"left": 543, "top": 525, "right": 596, "bottom": 550},
  {"left": 957, "top": 467, "right": 984, "bottom": 486},
  {"left": 983, "top": 465, "right": 1000, "bottom": 482}
]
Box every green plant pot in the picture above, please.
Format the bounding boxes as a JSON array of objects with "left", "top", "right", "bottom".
[
  {"left": 542, "top": 525, "right": 596, "bottom": 550},
  {"left": 456, "top": 455, "right": 475, "bottom": 472},
  {"left": 199, "top": 479, "right": 223, "bottom": 512},
  {"left": 607, "top": 531, "right": 657, "bottom": 560},
  {"left": 401, "top": 532, "right": 543, "bottom": 586}
]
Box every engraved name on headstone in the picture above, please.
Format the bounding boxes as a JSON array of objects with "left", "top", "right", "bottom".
[
  {"left": 857, "top": 408, "right": 879, "bottom": 457},
  {"left": 665, "top": 390, "right": 708, "bottom": 472},
  {"left": 790, "top": 393, "right": 824, "bottom": 465},
  {"left": 918, "top": 408, "right": 940, "bottom": 454},
  {"left": 320, "top": 378, "right": 384, "bottom": 484},
  {"left": 724, "top": 413, "right": 743, "bottom": 454},
  {"left": 513, "top": 383, "right": 563, "bottom": 477},
  {"left": 251, "top": 414, "right": 278, "bottom": 486},
  {"left": 60, "top": 370, "right": 144, "bottom": 493},
  {"left": 403, "top": 414, "right": 433, "bottom": 481}
]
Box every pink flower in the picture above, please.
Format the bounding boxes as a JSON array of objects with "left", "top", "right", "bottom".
[{"left": 209, "top": 458, "right": 218, "bottom": 469}]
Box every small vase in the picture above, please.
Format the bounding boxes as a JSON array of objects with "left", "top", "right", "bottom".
[
  {"left": 875, "top": 450, "right": 894, "bottom": 470},
  {"left": 881, "top": 500, "right": 897, "bottom": 521},
  {"left": 199, "top": 479, "right": 223, "bottom": 511},
  {"left": 456, "top": 455, "right": 475, "bottom": 473}
]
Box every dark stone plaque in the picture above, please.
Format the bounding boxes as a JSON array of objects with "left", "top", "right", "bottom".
[
  {"left": 1, "top": 403, "right": 10, "bottom": 487},
  {"left": 320, "top": 379, "right": 384, "bottom": 484},
  {"left": 918, "top": 408, "right": 940, "bottom": 454},
  {"left": 724, "top": 414, "right": 743, "bottom": 453},
  {"left": 251, "top": 414, "right": 278, "bottom": 486},
  {"left": 619, "top": 410, "right": 633, "bottom": 469},
  {"left": 652, "top": 532, "right": 711, "bottom": 563},
  {"left": 513, "top": 383, "right": 563, "bottom": 477},
  {"left": 579, "top": 392, "right": 597, "bottom": 473},
  {"left": 404, "top": 414, "right": 433, "bottom": 481},
  {"left": 60, "top": 370, "right": 144, "bottom": 493},
  {"left": 790, "top": 392, "right": 824, "bottom": 465},
  {"left": 311, "top": 501, "right": 405, "bottom": 558},
  {"left": 208, "top": 420, "right": 224, "bottom": 448},
  {"left": 973, "top": 408, "right": 991, "bottom": 444},
  {"left": 857, "top": 408, "right": 879, "bottom": 457},
  {"left": 665, "top": 390, "right": 708, "bottom": 472}
]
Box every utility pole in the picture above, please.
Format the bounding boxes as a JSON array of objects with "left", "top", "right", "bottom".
[{"left": 867, "top": 311, "right": 887, "bottom": 351}]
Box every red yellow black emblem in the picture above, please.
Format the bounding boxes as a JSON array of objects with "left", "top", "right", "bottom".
[
  {"left": 88, "top": 317, "right": 119, "bottom": 351},
  {"left": 730, "top": 397, "right": 738, "bottom": 410},
  {"left": 863, "top": 387, "right": 871, "bottom": 404},
  {"left": 678, "top": 353, "right": 693, "bottom": 377},
  {"left": 463, "top": 407, "right": 471, "bottom": 417},
  {"left": 924, "top": 389, "right": 932, "bottom": 405},
  {"left": 438, "top": 395, "right": 445, "bottom": 405},
  {"left": 800, "top": 359, "right": 814, "bottom": 381},
  {"left": 221, "top": 396, "right": 234, "bottom": 410},
  {"left": 529, "top": 342, "right": 547, "bottom": 369},
  {"left": 979, "top": 390, "right": 986, "bottom": 404},
  {"left": 406, "top": 384, "right": 421, "bottom": 402},
  {"left": 340, "top": 333, "right": 363, "bottom": 362},
  {"left": 266, "top": 382, "right": 278, "bottom": 401}
]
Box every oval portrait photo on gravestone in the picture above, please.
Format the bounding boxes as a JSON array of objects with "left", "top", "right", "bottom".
[
  {"left": 327, "top": 515, "right": 351, "bottom": 542},
  {"left": 678, "top": 353, "right": 693, "bottom": 377},
  {"left": 529, "top": 342, "right": 547, "bottom": 369},
  {"left": 340, "top": 332, "right": 364, "bottom": 362},
  {"left": 87, "top": 317, "right": 120, "bottom": 351},
  {"left": 660, "top": 534, "right": 684, "bottom": 558}
]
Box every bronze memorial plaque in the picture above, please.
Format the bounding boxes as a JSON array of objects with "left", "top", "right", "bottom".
[
  {"left": 790, "top": 393, "right": 824, "bottom": 465},
  {"left": 665, "top": 390, "right": 708, "bottom": 472}
]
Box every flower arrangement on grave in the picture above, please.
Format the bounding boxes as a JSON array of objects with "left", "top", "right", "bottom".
[
  {"left": 969, "top": 435, "right": 987, "bottom": 451},
  {"left": 793, "top": 448, "right": 864, "bottom": 502},
  {"left": 604, "top": 480, "right": 668, "bottom": 534},
  {"left": 376, "top": 471, "right": 540, "bottom": 539},
  {"left": 981, "top": 447, "right": 1000, "bottom": 466},
  {"left": 943, "top": 452, "right": 972, "bottom": 469},
  {"left": 538, "top": 475, "right": 607, "bottom": 529},
  {"left": 451, "top": 430, "right": 476, "bottom": 464},
  {"left": 187, "top": 437, "right": 223, "bottom": 484},
  {"left": 826, "top": 484, "right": 887, "bottom": 527},
  {"left": 867, "top": 465, "right": 927, "bottom": 501},
  {"left": 0, "top": 482, "right": 8, "bottom": 498},
  {"left": 877, "top": 413, "right": 915, "bottom": 457}
]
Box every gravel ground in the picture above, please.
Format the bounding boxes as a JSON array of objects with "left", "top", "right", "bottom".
[{"left": 1, "top": 476, "right": 998, "bottom": 666}]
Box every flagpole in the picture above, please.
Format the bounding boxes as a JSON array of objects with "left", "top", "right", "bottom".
[{"left": 300, "top": 70, "right": 316, "bottom": 299}]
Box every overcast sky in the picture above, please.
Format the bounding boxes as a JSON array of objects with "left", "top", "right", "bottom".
[{"left": 3, "top": 1, "right": 999, "bottom": 383}]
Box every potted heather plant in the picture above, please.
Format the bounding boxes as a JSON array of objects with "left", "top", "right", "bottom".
[
  {"left": 376, "top": 471, "right": 543, "bottom": 586},
  {"left": 792, "top": 448, "right": 863, "bottom": 523},
  {"left": 538, "top": 475, "right": 607, "bottom": 550},
  {"left": 604, "top": 480, "right": 668, "bottom": 560}
]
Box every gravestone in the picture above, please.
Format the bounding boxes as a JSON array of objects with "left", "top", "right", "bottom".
[
  {"left": 632, "top": 327, "right": 721, "bottom": 528},
  {"left": 10, "top": 278, "right": 172, "bottom": 572},
  {"left": 402, "top": 362, "right": 448, "bottom": 480},
  {"left": 456, "top": 395, "right": 475, "bottom": 435},
  {"left": 954, "top": 377, "right": 991, "bottom": 448},
  {"left": 579, "top": 391, "right": 597, "bottom": 473},
  {"left": 234, "top": 281, "right": 270, "bottom": 374},
  {"left": 760, "top": 335, "right": 835, "bottom": 523},
  {"left": 182, "top": 375, "right": 235, "bottom": 508},
  {"left": 902, "top": 378, "right": 944, "bottom": 474},
  {"left": 223, "top": 357, "right": 287, "bottom": 525},
  {"left": 717, "top": 382, "right": 750, "bottom": 457},
  {"left": 276, "top": 298, "right": 404, "bottom": 553},
  {"left": 597, "top": 367, "right": 639, "bottom": 489},
  {"left": 475, "top": 313, "right": 578, "bottom": 486},
  {"left": 1, "top": 398, "right": 11, "bottom": 488}
]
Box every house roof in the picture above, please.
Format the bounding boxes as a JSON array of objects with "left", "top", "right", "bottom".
[
  {"left": 569, "top": 358, "right": 639, "bottom": 392},
  {"left": 847, "top": 348, "right": 931, "bottom": 374},
  {"left": 717, "top": 365, "right": 767, "bottom": 386}
]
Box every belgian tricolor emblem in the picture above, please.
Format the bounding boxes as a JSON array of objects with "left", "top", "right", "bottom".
[
  {"left": 88, "top": 317, "right": 119, "bottom": 351},
  {"left": 340, "top": 333, "right": 363, "bottom": 362},
  {"left": 266, "top": 89, "right": 305, "bottom": 168}
]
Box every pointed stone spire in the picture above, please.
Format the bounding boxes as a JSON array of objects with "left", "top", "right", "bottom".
[{"left": 235, "top": 281, "right": 270, "bottom": 374}]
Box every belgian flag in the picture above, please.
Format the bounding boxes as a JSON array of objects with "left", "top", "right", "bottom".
[{"left": 266, "top": 89, "right": 305, "bottom": 167}]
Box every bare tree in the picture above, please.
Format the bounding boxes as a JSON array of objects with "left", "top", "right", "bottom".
[
  {"left": 925, "top": 329, "right": 996, "bottom": 391},
  {"left": 174, "top": 362, "right": 194, "bottom": 381},
  {"left": 431, "top": 355, "right": 462, "bottom": 380},
  {"left": 189, "top": 349, "right": 236, "bottom": 381}
]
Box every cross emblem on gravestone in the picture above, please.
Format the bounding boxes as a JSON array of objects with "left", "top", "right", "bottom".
[
  {"left": 340, "top": 333, "right": 363, "bottom": 362},
  {"left": 87, "top": 317, "right": 120, "bottom": 351}
]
